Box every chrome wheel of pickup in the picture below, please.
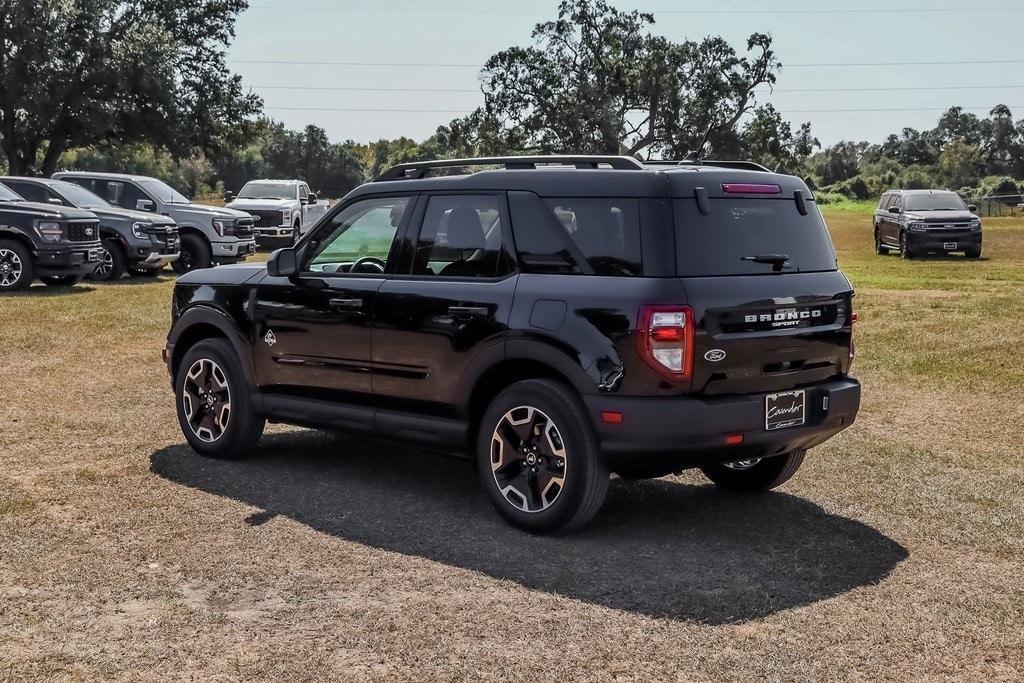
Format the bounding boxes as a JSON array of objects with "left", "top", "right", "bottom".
[
  {"left": 490, "top": 406, "right": 567, "bottom": 513},
  {"left": 95, "top": 246, "right": 114, "bottom": 277},
  {"left": 0, "top": 247, "right": 23, "bottom": 287},
  {"left": 181, "top": 358, "right": 232, "bottom": 443}
]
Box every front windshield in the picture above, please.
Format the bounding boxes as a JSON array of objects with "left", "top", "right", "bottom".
[
  {"left": 904, "top": 192, "right": 967, "bottom": 211},
  {"left": 138, "top": 178, "right": 190, "bottom": 204},
  {"left": 0, "top": 184, "right": 23, "bottom": 201},
  {"left": 52, "top": 180, "right": 112, "bottom": 209},
  {"left": 238, "top": 182, "right": 295, "bottom": 200}
]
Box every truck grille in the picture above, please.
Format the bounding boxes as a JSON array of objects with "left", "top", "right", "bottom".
[
  {"left": 66, "top": 221, "right": 100, "bottom": 242},
  {"left": 248, "top": 209, "right": 284, "bottom": 228},
  {"left": 234, "top": 217, "right": 254, "bottom": 238},
  {"left": 149, "top": 224, "right": 179, "bottom": 246}
]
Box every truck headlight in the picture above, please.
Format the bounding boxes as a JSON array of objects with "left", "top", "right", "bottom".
[
  {"left": 970, "top": 219, "right": 982, "bottom": 231},
  {"left": 212, "top": 219, "right": 235, "bottom": 237},
  {"left": 909, "top": 222, "right": 927, "bottom": 231},
  {"left": 132, "top": 222, "right": 150, "bottom": 239},
  {"left": 282, "top": 210, "right": 292, "bottom": 224},
  {"left": 34, "top": 220, "right": 64, "bottom": 242}
]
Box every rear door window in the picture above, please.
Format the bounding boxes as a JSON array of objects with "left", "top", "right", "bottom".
[
  {"left": 542, "top": 198, "right": 642, "bottom": 276},
  {"left": 675, "top": 198, "right": 837, "bottom": 276}
]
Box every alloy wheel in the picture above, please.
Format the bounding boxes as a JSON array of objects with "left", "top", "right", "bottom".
[
  {"left": 490, "top": 406, "right": 567, "bottom": 513},
  {"left": 0, "top": 248, "right": 23, "bottom": 287},
  {"left": 181, "top": 358, "right": 232, "bottom": 443},
  {"left": 95, "top": 246, "right": 114, "bottom": 277}
]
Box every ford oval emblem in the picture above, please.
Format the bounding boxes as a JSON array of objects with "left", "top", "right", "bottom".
[{"left": 704, "top": 349, "right": 727, "bottom": 362}]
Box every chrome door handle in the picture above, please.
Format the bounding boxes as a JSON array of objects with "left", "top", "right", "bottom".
[
  {"left": 329, "top": 297, "right": 363, "bottom": 309},
  {"left": 448, "top": 305, "right": 488, "bottom": 318}
]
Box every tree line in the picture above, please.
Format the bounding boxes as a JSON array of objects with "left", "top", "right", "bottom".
[{"left": 2, "top": 1, "right": 1022, "bottom": 201}]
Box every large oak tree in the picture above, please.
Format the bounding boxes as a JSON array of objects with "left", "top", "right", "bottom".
[{"left": 0, "top": 0, "right": 260, "bottom": 175}]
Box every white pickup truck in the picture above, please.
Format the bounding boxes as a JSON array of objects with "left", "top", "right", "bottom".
[{"left": 225, "top": 179, "right": 330, "bottom": 245}]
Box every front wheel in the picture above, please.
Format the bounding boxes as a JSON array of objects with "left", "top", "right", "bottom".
[
  {"left": 477, "top": 379, "right": 609, "bottom": 533},
  {"left": 174, "top": 338, "right": 265, "bottom": 459},
  {"left": 172, "top": 234, "right": 212, "bottom": 273},
  {"left": 0, "top": 239, "right": 33, "bottom": 291},
  {"left": 92, "top": 239, "right": 126, "bottom": 281},
  {"left": 965, "top": 247, "right": 981, "bottom": 259},
  {"left": 700, "top": 450, "right": 806, "bottom": 492}
]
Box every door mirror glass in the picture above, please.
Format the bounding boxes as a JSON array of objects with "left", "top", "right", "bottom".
[
  {"left": 267, "top": 247, "right": 298, "bottom": 277},
  {"left": 224, "top": 190, "right": 235, "bottom": 203},
  {"left": 136, "top": 198, "right": 154, "bottom": 212},
  {"left": 888, "top": 205, "right": 901, "bottom": 214}
]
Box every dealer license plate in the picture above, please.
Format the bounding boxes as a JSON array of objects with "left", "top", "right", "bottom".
[
  {"left": 765, "top": 390, "right": 806, "bottom": 431},
  {"left": 943, "top": 242, "right": 957, "bottom": 250}
]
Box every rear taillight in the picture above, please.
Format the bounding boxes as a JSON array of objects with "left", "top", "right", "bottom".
[{"left": 636, "top": 305, "right": 694, "bottom": 381}]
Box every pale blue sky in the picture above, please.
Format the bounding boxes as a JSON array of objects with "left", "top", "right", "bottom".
[{"left": 228, "top": 0, "right": 1024, "bottom": 148}]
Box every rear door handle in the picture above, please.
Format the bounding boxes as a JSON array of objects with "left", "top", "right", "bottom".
[
  {"left": 448, "top": 305, "right": 488, "bottom": 318},
  {"left": 330, "top": 297, "right": 363, "bottom": 309}
]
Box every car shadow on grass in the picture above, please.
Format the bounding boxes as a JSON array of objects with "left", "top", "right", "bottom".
[
  {"left": 8, "top": 284, "right": 97, "bottom": 297},
  {"left": 150, "top": 430, "right": 908, "bottom": 624}
]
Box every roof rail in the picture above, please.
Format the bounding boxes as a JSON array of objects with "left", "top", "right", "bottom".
[
  {"left": 645, "top": 159, "right": 772, "bottom": 172},
  {"left": 375, "top": 155, "right": 646, "bottom": 181}
]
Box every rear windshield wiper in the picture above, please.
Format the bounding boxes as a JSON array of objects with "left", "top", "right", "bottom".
[{"left": 741, "top": 253, "right": 792, "bottom": 272}]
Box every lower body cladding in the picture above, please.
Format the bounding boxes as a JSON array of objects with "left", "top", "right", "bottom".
[
  {"left": 36, "top": 243, "right": 103, "bottom": 278},
  {"left": 908, "top": 231, "right": 981, "bottom": 255},
  {"left": 211, "top": 239, "right": 256, "bottom": 263},
  {"left": 585, "top": 377, "right": 860, "bottom": 476}
]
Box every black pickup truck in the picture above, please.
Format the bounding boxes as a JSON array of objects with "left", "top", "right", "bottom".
[
  {"left": 163, "top": 155, "right": 860, "bottom": 533},
  {"left": 0, "top": 182, "right": 102, "bottom": 291}
]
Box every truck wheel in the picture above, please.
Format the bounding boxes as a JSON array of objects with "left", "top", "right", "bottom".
[
  {"left": 292, "top": 220, "right": 301, "bottom": 245},
  {"left": 175, "top": 338, "right": 265, "bottom": 459},
  {"left": 700, "top": 450, "right": 806, "bottom": 492},
  {"left": 93, "top": 239, "right": 127, "bottom": 281},
  {"left": 965, "top": 247, "right": 981, "bottom": 259},
  {"left": 899, "top": 232, "right": 914, "bottom": 259},
  {"left": 173, "top": 234, "right": 211, "bottom": 273},
  {"left": 41, "top": 275, "right": 81, "bottom": 287},
  {"left": 874, "top": 229, "right": 889, "bottom": 255},
  {"left": 477, "top": 379, "right": 609, "bottom": 533},
  {"left": 0, "top": 239, "right": 33, "bottom": 292}
]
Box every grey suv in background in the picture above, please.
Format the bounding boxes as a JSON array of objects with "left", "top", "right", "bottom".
[
  {"left": 0, "top": 177, "right": 180, "bottom": 280},
  {"left": 52, "top": 171, "right": 256, "bottom": 272}
]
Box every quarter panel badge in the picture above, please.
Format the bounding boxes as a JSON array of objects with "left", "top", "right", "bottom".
[
  {"left": 704, "top": 349, "right": 726, "bottom": 362},
  {"left": 264, "top": 330, "right": 277, "bottom": 347}
]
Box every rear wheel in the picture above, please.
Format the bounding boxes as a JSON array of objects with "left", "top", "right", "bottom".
[
  {"left": 0, "top": 240, "right": 33, "bottom": 291},
  {"left": 477, "top": 379, "right": 609, "bottom": 533},
  {"left": 965, "top": 247, "right": 981, "bottom": 259},
  {"left": 172, "top": 234, "right": 211, "bottom": 273},
  {"left": 174, "top": 338, "right": 265, "bottom": 459},
  {"left": 701, "top": 450, "right": 806, "bottom": 492},
  {"left": 41, "top": 275, "right": 80, "bottom": 287},
  {"left": 92, "top": 239, "right": 126, "bottom": 281},
  {"left": 874, "top": 229, "right": 889, "bottom": 255}
]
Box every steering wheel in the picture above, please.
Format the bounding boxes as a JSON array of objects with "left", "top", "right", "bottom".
[{"left": 350, "top": 256, "right": 386, "bottom": 273}]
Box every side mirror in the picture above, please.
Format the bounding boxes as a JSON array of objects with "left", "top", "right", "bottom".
[
  {"left": 888, "top": 206, "right": 901, "bottom": 214},
  {"left": 968, "top": 204, "right": 977, "bottom": 213},
  {"left": 306, "top": 193, "right": 318, "bottom": 204},
  {"left": 47, "top": 197, "right": 64, "bottom": 206},
  {"left": 136, "top": 199, "right": 154, "bottom": 212},
  {"left": 267, "top": 247, "right": 298, "bottom": 277},
  {"left": 224, "top": 191, "right": 235, "bottom": 203}
]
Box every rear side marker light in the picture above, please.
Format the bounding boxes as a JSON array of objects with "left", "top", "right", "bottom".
[
  {"left": 601, "top": 411, "right": 624, "bottom": 424},
  {"left": 636, "top": 305, "right": 695, "bottom": 381},
  {"left": 725, "top": 434, "right": 744, "bottom": 446},
  {"left": 721, "top": 183, "right": 782, "bottom": 195}
]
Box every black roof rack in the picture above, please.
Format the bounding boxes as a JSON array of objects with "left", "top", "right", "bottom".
[
  {"left": 644, "top": 159, "right": 772, "bottom": 172},
  {"left": 375, "top": 155, "right": 646, "bottom": 181}
]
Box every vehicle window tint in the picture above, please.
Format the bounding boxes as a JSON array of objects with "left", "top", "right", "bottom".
[
  {"left": 674, "top": 198, "right": 837, "bottom": 276},
  {"left": 413, "top": 195, "right": 507, "bottom": 278},
  {"left": 105, "top": 181, "right": 149, "bottom": 210},
  {"left": 543, "top": 198, "right": 642, "bottom": 276},
  {"left": 4, "top": 181, "right": 45, "bottom": 202},
  {"left": 507, "top": 192, "right": 583, "bottom": 275},
  {"left": 306, "top": 196, "right": 410, "bottom": 275},
  {"left": 878, "top": 194, "right": 892, "bottom": 210},
  {"left": 299, "top": 185, "right": 309, "bottom": 200}
]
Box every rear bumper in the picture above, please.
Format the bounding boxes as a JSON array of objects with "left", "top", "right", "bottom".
[
  {"left": 584, "top": 377, "right": 860, "bottom": 470},
  {"left": 35, "top": 243, "right": 103, "bottom": 278}
]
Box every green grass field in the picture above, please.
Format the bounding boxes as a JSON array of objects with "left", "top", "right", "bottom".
[{"left": 0, "top": 207, "right": 1021, "bottom": 680}]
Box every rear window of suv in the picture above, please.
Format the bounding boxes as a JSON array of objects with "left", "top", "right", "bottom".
[{"left": 674, "top": 198, "right": 837, "bottom": 276}]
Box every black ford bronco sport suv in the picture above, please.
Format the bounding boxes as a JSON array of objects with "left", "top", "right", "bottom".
[
  {"left": 164, "top": 155, "right": 860, "bottom": 533},
  {"left": 873, "top": 189, "right": 982, "bottom": 259},
  {"left": 0, "top": 181, "right": 102, "bottom": 291}
]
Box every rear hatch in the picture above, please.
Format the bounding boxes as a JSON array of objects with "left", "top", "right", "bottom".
[{"left": 671, "top": 178, "right": 854, "bottom": 396}]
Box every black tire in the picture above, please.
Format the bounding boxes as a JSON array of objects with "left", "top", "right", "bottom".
[
  {"left": 172, "top": 233, "right": 211, "bottom": 273},
  {"left": 41, "top": 275, "right": 81, "bottom": 287},
  {"left": 174, "top": 338, "right": 265, "bottom": 459},
  {"left": 293, "top": 220, "right": 301, "bottom": 245},
  {"left": 899, "top": 231, "right": 914, "bottom": 259},
  {"left": 965, "top": 247, "right": 981, "bottom": 259},
  {"left": 92, "top": 239, "right": 127, "bottom": 281},
  {"left": 874, "top": 229, "right": 889, "bottom": 255},
  {"left": 477, "top": 379, "right": 609, "bottom": 533},
  {"left": 700, "top": 450, "right": 806, "bottom": 492},
  {"left": 0, "top": 239, "right": 33, "bottom": 292}
]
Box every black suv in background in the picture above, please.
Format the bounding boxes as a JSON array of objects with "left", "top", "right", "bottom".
[
  {"left": 163, "top": 155, "right": 860, "bottom": 533},
  {"left": 874, "top": 189, "right": 982, "bottom": 259},
  {"left": 0, "top": 182, "right": 102, "bottom": 291},
  {"left": 0, "top": 177, "right": 180, "bottom": 280}
]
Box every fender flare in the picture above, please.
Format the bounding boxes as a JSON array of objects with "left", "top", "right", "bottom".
[
  {"left": 167, "top": 304, "right": 257, "bottom": 389},
  {"left": 0, "top": 227, "right": 36, "bottom": 255}
]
